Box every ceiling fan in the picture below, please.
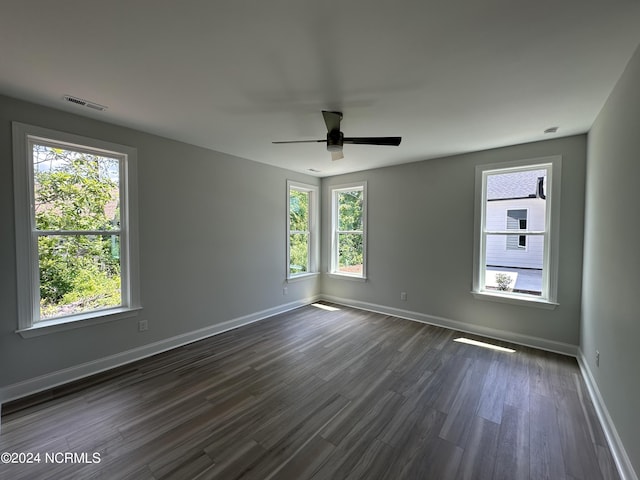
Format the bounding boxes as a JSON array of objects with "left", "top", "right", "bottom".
[{"left": 272, "top": 111, "right": 402, "bottom": 161}]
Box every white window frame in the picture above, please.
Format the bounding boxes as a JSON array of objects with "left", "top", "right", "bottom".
[
  {"left": 329, "top": 182, "right": 367, "bottom": 280},
  {"left": 472, "top": 156, "right": 561, "bottom": 308},
  {"left": 12, "top": 122, "right": 141, "bottom": 337},
  {"left": 286, "top": 180, "right": 319, "bottom": 280}
]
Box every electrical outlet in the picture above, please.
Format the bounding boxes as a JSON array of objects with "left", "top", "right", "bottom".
[
  {"left": 138, "top": 319, "right": 148, "bottom": 332},
  {"left": 596, "top": 350, "right": 600, "bottom": 367},
  {"left": 400, "top": 292, "right": 407, "bottom": 301}
]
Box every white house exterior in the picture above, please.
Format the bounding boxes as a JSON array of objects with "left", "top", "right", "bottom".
[{"left": 485, "top": 169, "right": 546, "bottom": 270}]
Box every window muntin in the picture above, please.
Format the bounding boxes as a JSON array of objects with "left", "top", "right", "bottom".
[
  {"left": 287, "top": 181, "right": 318, "bottom": 278},
  {"left": 331, "top": 183, "right": 367, "bottom": 278},
  {"left": 474, "top": 158, "right": 560, "bottom": 304},
  {"left": 13, "top": 123, "right": 140, "bottom": 333}
]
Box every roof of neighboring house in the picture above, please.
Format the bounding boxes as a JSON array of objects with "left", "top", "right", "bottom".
[
  {"left": 487, "top": 169, "right": 546, "bottom": 200},
  {"left": 34, "top": 186, "right": 120, "bottom": 222},
  {"left": 104, "top": 197, "right": 119, "bottom": 221}
]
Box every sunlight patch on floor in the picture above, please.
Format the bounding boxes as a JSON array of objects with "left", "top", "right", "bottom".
[
  {"left": 454, "top": 337, "right": 516, "bottom": 353},
  {"left": 311, "top": 303, "right": 341, "bottom": 312}
]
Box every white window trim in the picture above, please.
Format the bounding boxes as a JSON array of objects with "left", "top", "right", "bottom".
[
  {"left": 12, "top": 122, "right": 141, "bottom": 338},
  {"left": 329, "top": 182, "right": 368, "bottom": 280},
  {"left": 472, "top": 156, "right": 561, "bottom": 308},
  {"left": 286, "top": 180, "right": 319, "bottom": 280}
]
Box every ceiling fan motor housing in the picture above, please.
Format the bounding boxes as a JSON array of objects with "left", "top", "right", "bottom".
[{"left": 326, "top": 130, "right": 344, "bottom": 152}]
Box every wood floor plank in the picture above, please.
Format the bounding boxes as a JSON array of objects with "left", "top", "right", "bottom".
[
  {"left": 156, "top": 452, "right": 213, "bottom": 480},
  {"left": 402, "top": 435, "right": 464, "bottom": 479},
  {"left": 320, "top": 390, "right": 404, "bottom": 451},
  {"left": 0, "top": 303, "right": 619, "bottom": 480},
  {"left": 555, "top": 387, "right": 605, "bottom": 480},
  {"left": 596, "top": 444, "right": 623, "bottom": 480},
  {"left": 267, "top": 434, "right": 335, "bottom": 480},
  {"left": 494, "top": 404, "right": 530, "bottom": 480},
  {"left": 530, "top": 392, "right": 567, "bottom": 480},
  {"left": 455, "top": 415, "right": 500, "bottom": 480},
  {"left": 439, "top": 358, "right": 490, "bottom": 447},
  {"left": 504, "top": 350, "right": 531, "bottom": 411},
  {"left": 342, "top": 439, "right": 397, "bottom": 480},
  {"left": 476, "top": 359, "right": 510, "bottom": 424},
  {"left": 196, "top": 439, "right": 266, "bottom": 480}
]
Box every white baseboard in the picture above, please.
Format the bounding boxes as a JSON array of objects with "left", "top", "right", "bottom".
[
  {"left": 0, "top": 296, "right": 319, "bottom": 405},
  {"left": 320, "top": 295, "right": 578, "bottom": 356},
  {"left": 577, "top": 350, "right": 638, "bottom": 480}
]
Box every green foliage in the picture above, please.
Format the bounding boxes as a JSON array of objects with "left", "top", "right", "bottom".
[
  {"left": 34, "top": 145, "right": 121, "bottom": 319},
  {"left": 337, "top": 190, "right": 363, "bottom": 272},
  {"left": 337, "top": 191, "right": 363, "bottom": 231},
  {"left": 289, "top": 234, "right": 309, "bottom": 274},
  {"left": 289, "top": 190, "right": 308, "bottom": 231},
  {"left": 289, "top": 190, "right": 309, "bottom": 274}
]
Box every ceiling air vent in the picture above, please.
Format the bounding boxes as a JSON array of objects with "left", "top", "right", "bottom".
[{"left": 63, "top": 95, "right": 107, "bottom": 112}]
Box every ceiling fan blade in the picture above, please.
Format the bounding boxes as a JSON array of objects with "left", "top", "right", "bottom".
[
  {"left": 322, "top": 111, "right": 342, "bottom": 132},
  {"left": 331, "top": 151, "right": 344, "bottom": 161},
  {"left": 272, "top": 139, "right": 325, "bottom": 144},
  {"left": 343, "top": 137, "right": 402, "bottom": 146}
]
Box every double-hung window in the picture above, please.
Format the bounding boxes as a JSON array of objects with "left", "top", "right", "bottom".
[
  {"left": 12, "top": 123, "right": 140, "bottom": 336},
  {"left": 286, "top": 181, "right": 319, "bottom": 278},
  {"left": 330, "top": 182, "right": 367, "bottom": 278},
  {"left": 473, "top": 157, "right": 561, "bottom": 307}
]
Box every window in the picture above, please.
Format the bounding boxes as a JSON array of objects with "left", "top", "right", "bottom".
[
  {"left": 330, "top": 182, "right": 367, "bottom": 278},
  {"left": 506, "top": 209, "right": 528, "bottom": 250},
  {"left": 473, "top": 157, "right": 561, "bottom": 306},
  {"left": 13, "top": 123, "right": 140, "bottom": 336},
  {"left": 286, "top": 181, "right": 319, "bottom": 278}
]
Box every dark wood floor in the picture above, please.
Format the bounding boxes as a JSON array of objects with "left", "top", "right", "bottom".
[{"left": 0, "top": 303, "right": 619, "bottom": 480}]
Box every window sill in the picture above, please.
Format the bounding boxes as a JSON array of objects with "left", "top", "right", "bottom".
[
  {"left": 286, "top": 272, "right": 320, "bottom": 283},
  {"left": 471, "top": 291, "right": 558, "bottom": 310},
  {"left": 16, "top": 307, "right": 142, "bottom": 338},
  {"left": 326, "top": 272, "right": 367, "bottom": 282}
]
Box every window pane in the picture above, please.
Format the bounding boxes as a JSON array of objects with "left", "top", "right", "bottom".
[
  {"left": 485, "top": 234, "right": 543, "bottom": 296},
  {"left": 33, "top": 144, "right": 120, "bottom": 231},
  {"left": 337, "top": 190, "right": 363, "bottom": 231},
  {"left": 38, "top": 234, "right": 122, "bottom": 320},
  {"left": 289, "top": 189, "right": 309, "bottom": 232},
  {"left": 338, "top": 233, "right": 363, "bottom": 274},
  {"left": 486, "top": 170, "right": 546, "bottom": 229},
  {"left": 289, "top": 233, "right": 309, "bottom": 274}
]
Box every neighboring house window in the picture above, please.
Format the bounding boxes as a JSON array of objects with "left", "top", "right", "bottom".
[
  {"left": 12, "top": 123, "right": 140, "bottom": 336},
  {"left": 506, "top": 209, "right": 528, "bottom": 250},
  {"left": 330, "top": 182, "right": 367, "bottom": 278},
  {"left": 473, "top": 157, "right": 561, "bottom": 306},
  {"left": 287, "top": 181, "right": 318, "bottom": 278}
]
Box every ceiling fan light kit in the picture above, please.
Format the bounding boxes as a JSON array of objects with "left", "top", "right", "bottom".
[
  {"left": 326, "top": 130, "right": 344, "bottom": 152},
  {"left": 273, "top": 111, "right": 401, "bottom": 161}
]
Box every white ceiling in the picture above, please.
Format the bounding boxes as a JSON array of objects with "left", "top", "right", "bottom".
[{"left": 2, "top": 1, "right": 640, "bottom": 177}]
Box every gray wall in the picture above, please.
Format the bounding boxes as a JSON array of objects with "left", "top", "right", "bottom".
[
  {"left": 0, "top": 94, "right": 319, "bottom": 388},
  {"left": 321, "top": 135, "right": 587, "bottom": 346},
  {"left": 582, "top": 44, "right": 640, "bottom": 474}
]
